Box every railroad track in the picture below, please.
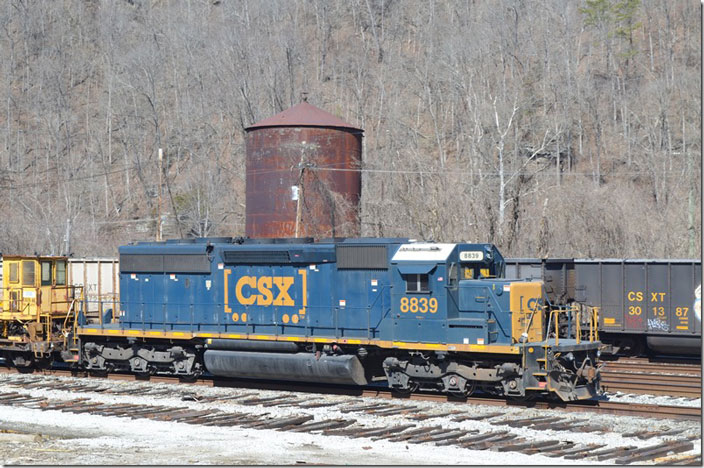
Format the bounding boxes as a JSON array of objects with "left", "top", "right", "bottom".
[
  {"left": 0, "top": 371, "right": 700, "bottom": 465},
  {"left": 601, "top": 359, "right": 702, "bottom": 398},
  {"left": 363, "top": 390, "right": 702, "bottom": 421},
  {"left": 0, "top": 366, "right": 700, "bottom": 421},
  {"left": 603, "top": 358, "right": 701, "bottom": 375}
]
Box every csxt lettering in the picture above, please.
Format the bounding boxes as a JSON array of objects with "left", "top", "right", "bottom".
[
  {"left": 235, "top": 276, "right": 295, "bottom": 306},
  {"left": 627, "top": 291, "right": 643, "bottom": 301}
]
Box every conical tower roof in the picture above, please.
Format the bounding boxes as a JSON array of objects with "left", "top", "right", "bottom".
[{"left": 246, "top": 101, "right": 362, "bottom": 131}]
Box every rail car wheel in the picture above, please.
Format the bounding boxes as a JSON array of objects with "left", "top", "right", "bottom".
[
  {"left": 613, "top": 336, "right": 645, "bottom": 357},
  {"left": 34, "top": 358, "right": 52, "bottom": 370},
  {"left": 11, "top": 353, "right": 36, "bottom": 373}
]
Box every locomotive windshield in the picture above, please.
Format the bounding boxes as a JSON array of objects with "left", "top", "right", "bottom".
[{"left": 458, "top": 245, "right": 505, "bottom": 279}]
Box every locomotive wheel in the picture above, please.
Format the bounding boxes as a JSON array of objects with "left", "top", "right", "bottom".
[
  {"left": 507, "top": 392, "right": 537, "bottom": 402},
  {"left": 392, "top": 380, "right": 419, "bottom": 396},
  {"left": 449, "top": 380, "right": 476, "bottom": 399}
]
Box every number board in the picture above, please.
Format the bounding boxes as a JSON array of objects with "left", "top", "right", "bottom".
[{"left": 459, "top": 251, "right": 484, "bottom": 262}]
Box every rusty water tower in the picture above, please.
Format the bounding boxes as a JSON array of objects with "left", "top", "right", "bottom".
[{"left": 245, "top": 101, "right": 363, "bottom": 239}]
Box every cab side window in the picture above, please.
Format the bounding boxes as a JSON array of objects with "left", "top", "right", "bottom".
[
  {"left": 56, "top": 261, "right": 67, "bottom": 286},
  {"left": 448, "top": 262, "right": 458, "bottom": 287},
  {"left": 41, "top": 262, "right": 53, "bottom": 286},
  {"left": 9, "top": 263, "right": 19, "bottom": 283},
  {"left": 404, "top": 274, "right": 429, "bottom": 293},
  {"left": 22, "top": 261, "right": 35, "bottom": 286}
]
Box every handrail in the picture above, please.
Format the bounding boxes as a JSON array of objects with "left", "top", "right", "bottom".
[
  {"left": 521, "top": 301, "right": 543, "bottom": 341},
  {"left": 553, "top": 309, "right": 560, "bottom": 345},
  {"left": 590, "top": 306, "right": 599, "bottom": 342},
  {"left": 9, "top": 290, "right": 33, "bottom": 315},
  {"left": 90, "top": 295, "right": 603, "bottom": 347},
  {"left": 111, "top": 300, "right": 387, "bottom": 336},
  {"left": 546, "top": 304, "right": 598, "bottom": 345}
]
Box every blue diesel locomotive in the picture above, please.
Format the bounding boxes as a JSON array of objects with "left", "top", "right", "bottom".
[{"left": 77, "top": 237, "right": 602, "bottom": 401}]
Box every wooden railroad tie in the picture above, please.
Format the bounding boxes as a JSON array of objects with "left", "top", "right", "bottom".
[
  {"left": 284, "top": 418, "right": 355, "bottom": 433},
  {"left": 614, "top": 440, "right": 695, "bottom": 465}
]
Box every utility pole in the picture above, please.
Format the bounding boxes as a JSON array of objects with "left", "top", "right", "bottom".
[
  {"left": 294, "top": 143, "right": 315, "bottom": 238},
  {"left": 157, "top": 148, "right": 163, "bottom": 241},
  {"left": 294, "top": 162, "right": 306, "bottom": 238},
  {"left": 684, "top": 110, "right": 695, "bottom": 257}
]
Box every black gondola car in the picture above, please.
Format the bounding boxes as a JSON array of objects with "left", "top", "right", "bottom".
[{"left": 505, "top": 258, "right": 701, "bottom": 356}]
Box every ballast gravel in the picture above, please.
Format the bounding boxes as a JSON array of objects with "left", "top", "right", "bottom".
[{"left": 0, "top": 373, "right": 700, "bottom": 465}]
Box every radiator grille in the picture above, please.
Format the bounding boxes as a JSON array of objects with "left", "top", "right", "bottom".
[
  {"left": 336, "top": 245, "right": 388, "bottom": 270},
  {"left": 223, "top": 250, "right": 291, "bottom": 264},
  {"left": 120, "top": 254, "right": 210, "bottom": 273}
]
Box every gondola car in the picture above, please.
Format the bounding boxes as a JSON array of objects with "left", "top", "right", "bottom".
[{"left": 505, "top": 258, "right": 702, "bottom": 356}]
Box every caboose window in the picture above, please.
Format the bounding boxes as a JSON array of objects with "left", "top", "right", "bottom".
[
  {"left": 56, "top": 261, "right": 67, "bottom": 286},
  {"left": 41, "top": 262, "right": 52, "bottom": 286},
  {"left": 405, "top": 274, "right": 429, "bottom": 293},
  {"left": 22, "top": 261, "right": 35, "bottom": 285}
]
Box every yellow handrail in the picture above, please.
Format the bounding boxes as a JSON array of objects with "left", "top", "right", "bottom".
[
  {"left": 554, "top": 309, "right": 559, "bottom": 345},
  {"left": 521, "top": 301, "right": 543, "bottom": 340},
  {"left": 547, "top": 305, "right": 600, "bottom": 345},
  {"left": 62, "top": 287, "right": 83, "bottom": 349},
  {"left": 591, "top": 307, "right": 599, "bottom": 342}
]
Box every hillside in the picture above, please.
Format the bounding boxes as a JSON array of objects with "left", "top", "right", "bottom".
[{"left": 0, "top": 0, "right": 699, "bottom": 258}]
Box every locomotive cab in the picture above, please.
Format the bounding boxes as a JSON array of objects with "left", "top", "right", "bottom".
[
  {"left": 388, "top": 242, "right": 600, "bottom": 401},
  {"left": 2, "top": 257, "right": 71, "bottom": 317},
  {"left": 0, "top": 256, "right": 81, "bottom": 369},
  {"left": 457, "top": 244, "right": 505, "bottom": 279}
]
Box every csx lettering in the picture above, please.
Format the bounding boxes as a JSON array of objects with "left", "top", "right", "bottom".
[
  {"left": 627, "top": 291, "right": 643, "bottom": 301},
  {"left": 258, "top": 277, "right": 273, "bottom": 305},
  {"left": 650, "top": 292, "right": 666, "bottom": 302},
  {"left": 235, "top": 276, "right": 295, "bottom": 306}
]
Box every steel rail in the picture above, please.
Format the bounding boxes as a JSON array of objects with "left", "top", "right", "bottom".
[{"left": 0, "top": 367, "right": 697, "bottom": 421}]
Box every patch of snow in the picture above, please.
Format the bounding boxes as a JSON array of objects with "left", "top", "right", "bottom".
[{"left": 0, "top": 373, "right": 699, "bottom": 465}]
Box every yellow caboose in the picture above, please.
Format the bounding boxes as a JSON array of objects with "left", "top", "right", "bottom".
[{"left": 1, "top": 255, "right": 81, "bottom": 369}]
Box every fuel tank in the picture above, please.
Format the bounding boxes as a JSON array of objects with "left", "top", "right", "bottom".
[{"left": 203, "top": 350, "right": 368, "bottom": 385}]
